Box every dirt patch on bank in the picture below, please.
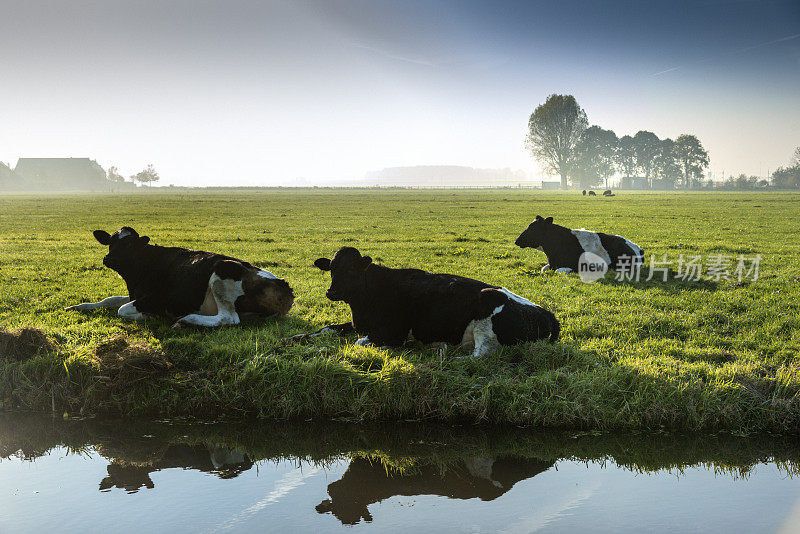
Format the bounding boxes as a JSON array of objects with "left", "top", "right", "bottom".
[
  {"left": 92, "top": 336, "right": 172, "bottom": 385},
  {"left": 0, "top": 327, "right": 58, "bottom": 361}
]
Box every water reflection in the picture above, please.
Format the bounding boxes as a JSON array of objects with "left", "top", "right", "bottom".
[
  {"left": 99, "top": 444, "right": 253, "bottom": 493},
  {"left": 2, "top": 414, "right": 799, "bottom": 528},
  {"left": 316, "top": 455, "right": 553, "bottom": 524}
]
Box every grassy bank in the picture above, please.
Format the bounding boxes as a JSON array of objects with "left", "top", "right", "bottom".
[{"left": 1, "top": 190, "right": 799, "bottom": 432}]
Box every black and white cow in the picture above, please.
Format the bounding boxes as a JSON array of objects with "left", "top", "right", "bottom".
[
  {"left": 515, "top": 215, "right": 644, "bottom": 273},
  {"left": 66, "top": 227, "right": 294, "bottom": 327},
  {"left": 291, "top": 247, "right": 559, "bottom": 357}
]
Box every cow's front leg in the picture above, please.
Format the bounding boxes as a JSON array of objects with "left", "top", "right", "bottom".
[
  {"left": 284, "top": 322, "right": 355, "bottom": 343},
  {"left": 172, "top": 273, "right": 243, "bottom": 328},
  {"left": 66, "top": 296, "right": 130, "bottom": 312}
]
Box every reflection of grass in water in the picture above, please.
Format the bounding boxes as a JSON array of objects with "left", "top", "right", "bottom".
[
  {"left": 2, "top": 415, "right": 799, "bottom": 480},
  {"left": 0, "top": 191, "right": 799, "bottom": 432}
]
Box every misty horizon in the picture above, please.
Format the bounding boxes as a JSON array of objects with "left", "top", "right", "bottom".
[{"left": 1, "top": 0, "right": 798, "bottom": 187}]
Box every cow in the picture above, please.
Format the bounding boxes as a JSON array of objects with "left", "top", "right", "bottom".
[
  {"left": 65, "top": 226, "right": 294, "bottom": 328},
  {"left": 588, "top": 190, "right": 597, "bottom": 196},
  {"left": 289, "top": 247, "right": 559, "bottom": 357},
  {"left": 582, "top": 189, "right": 587, "bottom": 196},
  {"left": 515, "top": 215, "right": 644, "bottom": 274},
  {"left": 603, "top": 189, "right": 615, "bottom": 197}
]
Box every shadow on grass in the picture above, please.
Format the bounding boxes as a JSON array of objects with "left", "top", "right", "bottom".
[{"left": 594, "top": 268, "right": 720, "bottom": 293}]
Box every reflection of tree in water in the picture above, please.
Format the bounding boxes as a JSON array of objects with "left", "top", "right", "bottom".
[
  {"left": 316, "top": 455, "right": 553, "bottom": 525},
  {"left": 98, "top": 444, "right": 253, "bottom": 493}
]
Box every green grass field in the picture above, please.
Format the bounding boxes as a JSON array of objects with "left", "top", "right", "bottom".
[{"left": 1, "top": 190, "right": 799, "bottom": 432}]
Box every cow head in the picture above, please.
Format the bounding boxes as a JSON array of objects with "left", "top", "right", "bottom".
[
  {"left": 93, "top": 227, "right": 150, "bottom": 271},
  {"left": 314, "top": 247, "right": 372, "bottom": 302},
  {"left": 514, "top": 216, "right": 553, "bottom": 248}
]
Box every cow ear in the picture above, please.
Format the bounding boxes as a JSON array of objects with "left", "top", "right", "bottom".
[
  {"left": 139, "top": 236, "right": 150, "bottom": 245},
  {"left": 314, "top": 258, "right": 331, "bottom": 271},
  {"left": 93, "top": 230, "right": 112, "bottom": 245},
  {"left": 360, "top": 256, "right": 372, "bottom": 269},
  {"left": 534, "top": 215, "right": 543, "bottom": 221},
  {"left": 545, "top": 217, "right": 553, "bottom": 224}
]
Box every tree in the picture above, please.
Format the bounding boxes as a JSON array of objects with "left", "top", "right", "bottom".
[
  {"left": 653, "top": 138, "right": 681, "bottom": 187},
  {"left": 572, "top": 125, "right": 618, "bottom": 189},
  {"left": 132, "top": 164, "right": 159, "bottom": 187},
  {"left": 772, "top": 166, "right": 800, "bottom": 188},
  {"left": 615, "top": 135, "right": 638, "bottom": 178},
  {"left": 673, "top": 134, "right": 709, "bottom": 189},
  {"left": 525, "top": 94, "right": 588, "bottom": 189},
  {"left": 632, "top": 131, "right": 661, "bottom": 186},
  {"left": 106, "top": 166, "right": 124, "bottom": 183}
]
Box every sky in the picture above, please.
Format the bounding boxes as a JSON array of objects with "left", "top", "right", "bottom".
[{"left": 1, "top": 0, "right": 798, "bottom": 186}]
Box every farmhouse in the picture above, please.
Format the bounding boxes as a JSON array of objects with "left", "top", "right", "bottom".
[{"left": 0, "top": 162, "right": 15, "bottom": 188}]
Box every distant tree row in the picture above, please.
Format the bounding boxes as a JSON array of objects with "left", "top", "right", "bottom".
[
  {"left": 106, "top": 164, "right": 160, "bottom": 187},
  {"left": 770, "top": 147, "right": 800, "bottom": 189},
  {"left": 526, "top": 94, "right": 709, "bottom": 189}
]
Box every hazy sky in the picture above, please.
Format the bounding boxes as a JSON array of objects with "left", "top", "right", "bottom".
[{"left": 1, "top": 0, "right": 798, "bottom": 185}]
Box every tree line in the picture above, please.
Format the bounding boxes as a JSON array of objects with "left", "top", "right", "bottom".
[
  {"left": 526, "top": 94, "right": 710, "bottom": 190},
  {"left": 106, "top": 164, "right": 160, "bottom": 187}
]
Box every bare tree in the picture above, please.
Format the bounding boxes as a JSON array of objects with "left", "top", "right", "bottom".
[
  {"left": 107, "top": 166, "right": 124, "bottom": 183},
  {"left": 525, "top": 94, "right": 588, "bottom": 189}
]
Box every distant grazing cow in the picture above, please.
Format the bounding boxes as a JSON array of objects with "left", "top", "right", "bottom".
[
  {"left": 588, "top": 190, "right": 596, "bottom": 196},
  {"left": 66, "top": 227, "right": 294, "bottom": 327},
  {"left": 582, "top": 189, "right": 587, "bottom": 196},
  {"left": 290, "top": 247, "right": 559, "bottom": 356},
  {"left": 515, "top": 216, "right": 644, "bottom": 273},
  {"left": 603, "top": 189, "right": 614, "bottom": 197}
]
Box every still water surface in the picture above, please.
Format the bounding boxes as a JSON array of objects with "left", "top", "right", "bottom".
[{"left": 1, "top": 415, "right": 799, "bottom": 533}]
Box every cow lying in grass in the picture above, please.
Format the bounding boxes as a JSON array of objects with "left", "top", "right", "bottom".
[
  {"left": 515, "top": 215, "right": 644, "bottom": 273},
  {"left": 288, "top": 247, "right": 559, "bottom": 357},
  {"left": 66, "top": 227, "right": 294, "bottom": 327}
]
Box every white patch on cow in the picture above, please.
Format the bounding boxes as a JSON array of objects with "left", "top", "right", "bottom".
[
  {"left": 617, "top": 235, "right": 644, "bottom": 263},
  {"left": 174, "top": 273, "right": 244, "bottom": 327},
  {"left": 208, "top": 447, "right": 247, "bottom": 469},
  {"left": 462, "top": 305, "right": 504, "bottom": 358},
  {"left": 555, "top": 267, "right": 573, "bottom": 274},
  {"left": 256, "top": 270, "right": 278, "bottom": 279},
  {"left": 464, "top": 456, "right": 502, "bottom": 488},
  {"left": 355, "top": 336, "right": 372, "bottom": 346},
  {"left": 118, "top": 228, "right": 133, "bottom": 238},
  {"left": 65, "top": 295, "right": 130, "bottom": 312},
  {"left": 117, "top": 301, "right": 146, "bottom": 320},
  {"left": 570, "top": 229, "right": 612, "bottom": 266},
  {"left": 499, "top": 287, "right": 536, "bottom": 307},
  {"left": 540, "top": 264, "right": 551, "bottom": 272}
]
